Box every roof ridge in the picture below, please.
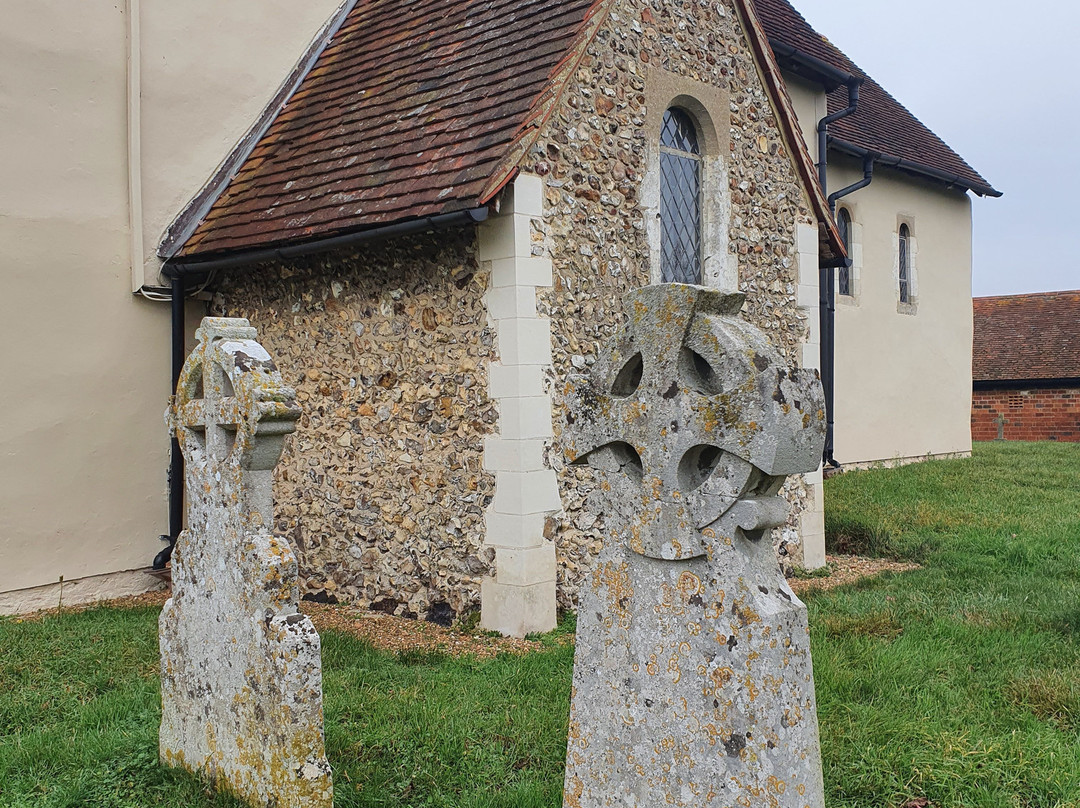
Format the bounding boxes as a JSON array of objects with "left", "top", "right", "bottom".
[{"left": 975, "top": 290, "right": 1080, "bottom": 301}]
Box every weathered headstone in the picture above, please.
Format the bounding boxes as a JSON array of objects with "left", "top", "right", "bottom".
[
  {"left": 562, "top": 285, "right": 827, "bottom": 808},
  {"left": 160, "top": 317, "right": 332, "bottom": 807},
  {"left": 994, "top": 412, "right": 1008, "bottom": 441}
]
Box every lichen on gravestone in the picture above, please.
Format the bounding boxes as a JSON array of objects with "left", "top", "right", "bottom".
[
  {"left": 562, "top": 284, "right": 827, "bottom": 808},
  {"left": 159, "top": 317, "right": 332, "bottom": 808}
]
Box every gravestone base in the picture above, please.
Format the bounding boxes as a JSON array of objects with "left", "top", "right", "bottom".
[{"left": 564, "top": 537, "right": 823, "bottom": 808}]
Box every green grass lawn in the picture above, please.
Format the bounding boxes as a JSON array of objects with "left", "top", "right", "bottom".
[{"left": 2, "top": 442, "right": 1079, "bottom": 807}]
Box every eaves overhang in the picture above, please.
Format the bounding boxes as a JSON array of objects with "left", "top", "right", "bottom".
[{"left": 830, "top": 137, "right": 1002, "bottom": 198}]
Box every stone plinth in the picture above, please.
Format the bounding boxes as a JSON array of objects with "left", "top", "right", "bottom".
[
  {"left": 159, "top": 317, "right": 332, "bottom": 807},
  {"left": 562, "top": 285, "right": 826, "bottom": 808}
]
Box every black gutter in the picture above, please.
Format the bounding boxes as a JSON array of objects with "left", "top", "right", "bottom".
[
  {"left": 767, "top": 38, "right": 854, "bottom": 92},
  {"left": 974, "top": 377, "right": 1080, "bottom": 392},
  {"left": 830, "top": 137, "right": 1002, "bottom": 198},
  {"left": 161, "top": 209, "right": 489, "bottom": 277},
  {"left": 153, "top": 207, "right": 490, "bottom": 567}
]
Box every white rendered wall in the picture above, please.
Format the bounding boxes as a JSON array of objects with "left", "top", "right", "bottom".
[
  {"left": 828, "top": 157, "right": 974, "bottom": 465},
  {"left": 780, "top": 70, "right": 975, "bottom": 466},
  {"left": 0, "top": 0, "right": 341, "bottom": 610}
]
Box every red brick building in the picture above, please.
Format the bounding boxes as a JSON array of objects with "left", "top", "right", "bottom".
[{"left": 972, "top": 291, "right": 1080, "bottom": 442}]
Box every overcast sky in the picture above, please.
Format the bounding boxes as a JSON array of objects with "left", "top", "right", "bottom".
[{"left": 790, "top": 0, "right": 1079, "bottom": 297}]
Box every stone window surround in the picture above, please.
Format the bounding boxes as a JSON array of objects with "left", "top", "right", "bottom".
[
  {"left": 835, "top": 203, "right": 863, "bottom": 307},
  {"left": 895, "top": 214, "right": 918, "bottom": 315},
  {"left": 641, "top": 69, "right": 734, "bottom": 291}
]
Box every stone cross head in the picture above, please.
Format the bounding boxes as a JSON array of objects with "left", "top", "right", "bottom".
[
  {"left": 169, "top": 318, "right": 300, "bottom": 524},
  {"left": 171, "top": 318, "right": 300, "bottom": 471},
  {"left": 564, "top": 284, "right": 825, "bottom": 560}
]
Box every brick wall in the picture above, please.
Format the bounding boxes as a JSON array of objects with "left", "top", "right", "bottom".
[{"left": 971, "top": 387, "right": 1080, "bottom": 442}]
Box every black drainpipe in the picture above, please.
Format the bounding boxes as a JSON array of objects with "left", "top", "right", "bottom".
[
  {"left": 153, "top": 273, "right": 188, "bottom": 568},
  {"left": 152, "top": 207, "right": 490, "bottom": 568},
  {"left": 816, "top": 75, "right": 864, "bottom": 469}
]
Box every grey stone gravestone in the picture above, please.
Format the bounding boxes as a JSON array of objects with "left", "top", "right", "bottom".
[
  {"left": 995, "top": 412, "right": 1008, "bottom": 441},
  {"left": 562, "top": 285, "right": 826, "bottom": 808},
  {"left": 160, "top": 317, "right": 332, "bottom": 808}
]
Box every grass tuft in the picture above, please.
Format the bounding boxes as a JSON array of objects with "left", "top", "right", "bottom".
[{"left": 1005, "top": 670, "right": 1080, "bottom": 731}]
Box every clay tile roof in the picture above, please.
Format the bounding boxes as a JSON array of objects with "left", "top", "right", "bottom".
[
  {"left": 973, "top": 291, "right": 1080, "bottom": 383},
  {"left": 178, "top": 0, "right": 602, "bottom": 259},
  {"left": 751, "top": 0, "right": 1000, "bottom": 198},
  {"left": 174, "top": 0, "right": 844, "bottom": 263}
]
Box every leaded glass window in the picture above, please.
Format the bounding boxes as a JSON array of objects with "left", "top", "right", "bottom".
[
  {"left": 660, "top": 108, "right": 702, "bottom": 284},
  {"left": 837, "top": 208, "right": 852, "bottom": 296},
  {"left": 899, "top": 223, "right": 910, "bottom": 303}
]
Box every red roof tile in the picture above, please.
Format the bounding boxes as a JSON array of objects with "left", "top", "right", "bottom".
[
  {"left": 180, "top": 0, "right": 600, "bottom": 258},
  {"left": 973, "top": 292, "right": 1080, "bottom": 383},
  {"left": 175, "top": 0, "right": 845, "bottom": 262},
  {"left": 752, "top": 0, "right": 999, "bottom": 198}
]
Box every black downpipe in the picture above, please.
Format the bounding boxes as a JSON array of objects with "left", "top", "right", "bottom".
[
  {"left": 829, "top": 154, "right": 875, "bottom": 214},
  {"left": 816, "top": 80, "right": 861, "bottom": 209},
  {"left": 154, "top": 273, "right": 186, "bottom": 569},
  {"left": 817, "top": 77, "right": 863, "bottom": 469}
]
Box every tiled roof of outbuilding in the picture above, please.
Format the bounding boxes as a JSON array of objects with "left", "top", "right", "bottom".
[
  {"left": 178, "top": 0, "right": 601, "bottom": 258},
  {"left": 173, "top": 0, "right": 847, "bottom": 262},
  {"left": 973, "top": 291, "right": 1080, "bottom": 383},
  {"left": 752, "top": 0, "right": 1000, "bottom": 198}
]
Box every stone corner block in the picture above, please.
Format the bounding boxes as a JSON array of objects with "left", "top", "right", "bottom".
[
  {"left": 483, "top": 436, "right": 547, "bottom": 473},
  {"left": 491, "top": 543, "right": 557, "bottom": 587},
  {"left": 488, "top": 363, "right": 546, "bottom": 399},
  {"left": 480, "top": 577, "right": 557, "bottom": 638},
  {"left": 496, "top": 396, "right": 554, "bottom": 440},
  {"left": 490, "top": 257, "right": 554, "bottom": 289},
  {"left": 486, "top": 284, "right": 538, "bottom": 321},
  {"left": 797, "top": 222, "right": 819, "bottom": 255},
  {"left": 497, "top": 318, "right": 552, "bottom": 366},
  {"left": 484, "top": 510, "right": 548, "bottom": 550},
  {"left": 492, "top": 469, "right": 562, "bottom": 515},
  {"left": 478, "top": 213, "right": 531, "bottom": 263},
  {"left": 511, "top": 173, "right": 545, "bottom": 218}
]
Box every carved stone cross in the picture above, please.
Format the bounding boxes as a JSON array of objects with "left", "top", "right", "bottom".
[
  {"left": 160, "top": 318, "right": 332, "bottom": 808},
  {"left": 562, "top": 285, "right": 827, "bottom": 808},
  {"left": 994, "top": 412, "right": 1008, "bottom": 441}
]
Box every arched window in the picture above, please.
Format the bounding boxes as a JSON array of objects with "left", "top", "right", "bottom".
[
  {"left": 660, "top": 108, "right": 702, "bottom": 284},
  {"left": 837, "top": 208, "right": 852, "bottom": 296},
  {"left": 898, "top": 223, "right": 911, "bottom": 303}
]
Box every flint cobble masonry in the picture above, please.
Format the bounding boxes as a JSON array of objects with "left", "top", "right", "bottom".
[{"left": 214, "top": 0, "right": 820, "bottom": 621}]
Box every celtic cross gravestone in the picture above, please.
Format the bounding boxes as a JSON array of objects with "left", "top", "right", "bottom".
[
  {"left": 562, "top": 285, "right": 827, "bottom": 808},
  {"left": 159, "top": 317, "right": 332, "bottom": 808}
]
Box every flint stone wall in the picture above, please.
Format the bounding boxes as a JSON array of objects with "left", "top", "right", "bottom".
[
  {"left": 215, "top": 0, "right": 818, "bottom": 619},
  {"left": 531, "top": 0, "right": 819, "bottom": 608},
  {"left": 215, "top": 232, "right": 497, "bottom": 616}
]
